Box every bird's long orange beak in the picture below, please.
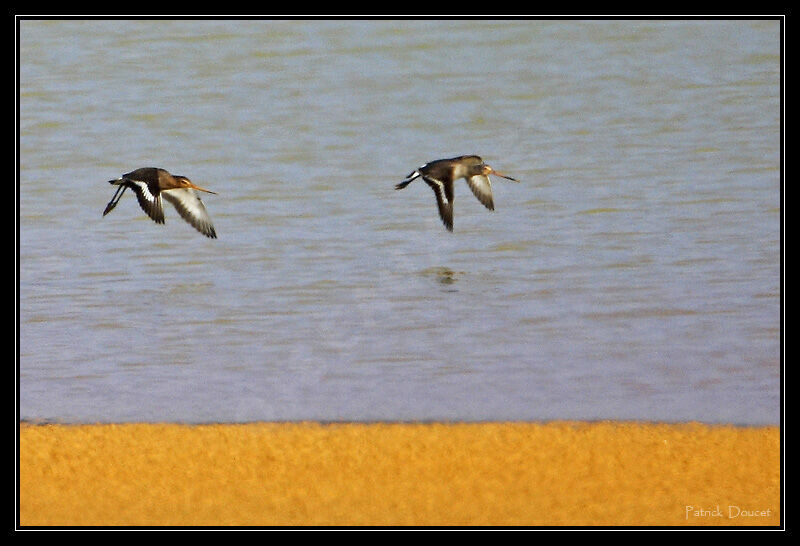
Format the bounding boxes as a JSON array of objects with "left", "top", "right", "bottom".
[
  {"left": 486, "top": 166, "right": 519, "bottom": 182},
  {"left": 188, "top": 182, "right": 217, "bottom": 194}
]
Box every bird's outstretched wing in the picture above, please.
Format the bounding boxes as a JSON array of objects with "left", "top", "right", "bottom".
[
  {"left": 422, "top": 176, "right": 454, "bottom": 232},
  {"left": 162, "top": 188, "right": 217, "bottom": 238},
  {"left": 465, "top": 174, "right": 494, "bottom": 211}
]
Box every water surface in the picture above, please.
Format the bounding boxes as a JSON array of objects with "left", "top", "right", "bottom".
[{"left": 19, "top": 19, "right": 781, "bottom": 424}]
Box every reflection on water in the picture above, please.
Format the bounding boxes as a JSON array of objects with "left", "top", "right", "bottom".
[
  {"left": 420, "top": 266, "right": 460, "bottom": 286},
  {"left": 18, "top": 19, "right": 780, "bottom": 424}
]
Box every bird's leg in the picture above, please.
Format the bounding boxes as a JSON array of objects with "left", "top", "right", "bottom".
[
  {"left": 395, "top": 172, "right": 420, "bottom": 190},
  {"left": 102, "top": 184, "right": 127, "bottom": 216}
]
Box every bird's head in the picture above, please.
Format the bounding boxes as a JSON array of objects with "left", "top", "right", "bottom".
[{"left": 176, "top": 176, "right": 217, "bottom": 194}]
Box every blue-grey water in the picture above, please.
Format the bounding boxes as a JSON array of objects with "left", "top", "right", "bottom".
[{"left": 18, "top": 19, "right": 781, "bottom": 424}]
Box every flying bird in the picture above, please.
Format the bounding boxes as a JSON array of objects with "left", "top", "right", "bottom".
[
  {"left": 103, "top": 167, "right": 217, "bottom": 238},
  {"left": 395, "top": 155, "right": 518, "bottom": 231}
]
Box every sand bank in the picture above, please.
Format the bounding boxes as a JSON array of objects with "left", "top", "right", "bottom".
[{"left": 19, "top": 421, "right": 780, "bottom": 527}]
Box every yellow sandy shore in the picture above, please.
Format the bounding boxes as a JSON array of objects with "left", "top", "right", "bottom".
[{"left": 19, "top": 421, "right": 780, "bottom": 527}]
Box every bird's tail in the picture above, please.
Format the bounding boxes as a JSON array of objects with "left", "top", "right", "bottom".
[{"left": 395, "top": 171, "right": 420, "bottom": 190}]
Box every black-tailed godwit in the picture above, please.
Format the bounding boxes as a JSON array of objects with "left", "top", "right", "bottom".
[
  {"left": 103, "top": 167, "right": 217, "bottom": 239},
  {"left": 395, "top": 155, "right": 518, "bottom": 231}
]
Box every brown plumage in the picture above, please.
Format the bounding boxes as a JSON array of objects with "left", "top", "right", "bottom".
[
  {"left": 395, "top": 155, "right": 518, "bottom": 231},
  {"left": 102, "top": 167, "right": 218, "bottom": 238}
]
